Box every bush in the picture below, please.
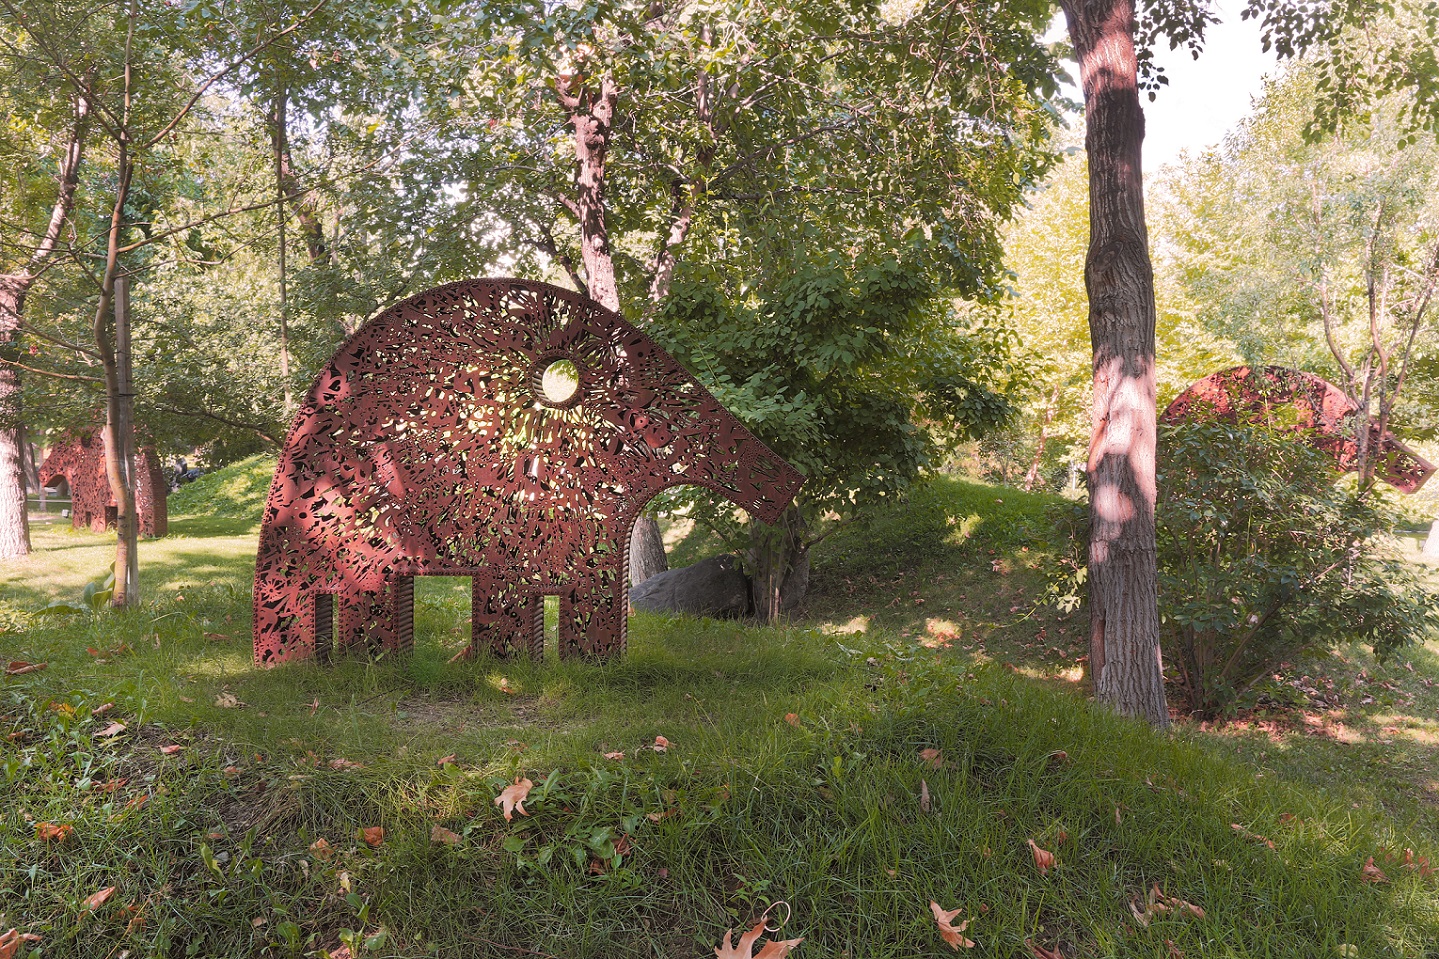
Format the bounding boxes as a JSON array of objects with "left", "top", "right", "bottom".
[{"left": 1156, "top": 421, "right": 1438, "bottom": 717}]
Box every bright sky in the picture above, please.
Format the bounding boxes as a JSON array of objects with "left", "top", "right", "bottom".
[{"left": 1141, "top": 1, "right": 1281, "bottom": 170}]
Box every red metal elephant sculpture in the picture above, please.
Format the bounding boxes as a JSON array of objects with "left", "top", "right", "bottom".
[
  {"left": 38, "top": 426, "right": 168, "bottom": 537},
  {"left": 1162, "top": 365, "right": 1434, "bottom": 492},
  {"left": 253, "top": 279, "right": 803, "bottom": 666}
]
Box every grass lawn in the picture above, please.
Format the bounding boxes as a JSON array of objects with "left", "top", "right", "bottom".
[{"left": 2, "top": 458, "right": 1438, "bottom": 958}]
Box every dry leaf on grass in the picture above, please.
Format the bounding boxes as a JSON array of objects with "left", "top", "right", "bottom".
[
  {"left": 430, "top": 825, "right": 461, "bottom": 846},
  {"left": 0, "top": 929, "right": 42, "bottom": 959},
  {"left": 713, "top": 919, "right": 803, "bottom": 959},
  {"left": 654, "top": 735, "right": 671, "bottom": 752},
  {"left": 94, "top": 722, "right": 126, "bottom": 738},
  {"left": 1026, "top": 940, "right": 1064, "bottom": 959},
  {"left": 4, "top": 661, "right": 47, "bottom": 675},
  {"left": 328, "top": 758, "right": 364, "bottom": 771},
  {"left": 494, "top": 777, "right": 533, "bottom": 821},
  {"left": 784, "top": 713, "right": 800, "bottom": 727},
  {"left": 309, "top": 838, "right": 334, "bottom": 860},
  {"left": 929, "top": 902, "right": 975, "bottom": 949},
  {"left": 83, "top": 886, "right": 116, "bottom": 911},
  {"left": 1361, "top": 857, "right": 1389, "bottom": 883},
  {"left": 159, "top": 744, "right": 184, "bottom": 755},
  {"left": 1027, "top": 839, "right": 1055, "bottom": 875},
  {"left": 604, "top": 751, "right": 625, "bottom": 760},
  {"left": 1166, "top": 941, "right": 1185, "bottom": 958},
  {"left": 35, "top": 822, "right": 72, "bottom": 842},
  {"left": 1130, "top": 884, "right": 1205, "bottom": 926},
  {"left": 1230, "top": 823, "right": 1275, "bottom": 849},
  {"left": 436, "top": 754, "right": 457, "bottom": 766},
  {"left": 919, "top": 779, "right": 932, "bottom": 814},
  {"left": 215, "top": 692, "right": 244, "bottom": 708},
  {"left": 358, "top": 826, "right": 384, "bottom": 847},
  {"left": 90, "top": 702, "right": 115, "bottom": 716},
  {"left": 918, "top": 748, "right": 944, "bottom": 769}
]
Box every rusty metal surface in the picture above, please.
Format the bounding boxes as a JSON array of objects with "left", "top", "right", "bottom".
[
  {"left": 253, "top": 278, "right": 804, "bottom": 667},
  {"left": 37, "top": 426, "right": 169, "bottom": 536},
  {"left": 1161, "top": 365, "right": 1435, "bottom": 493}
]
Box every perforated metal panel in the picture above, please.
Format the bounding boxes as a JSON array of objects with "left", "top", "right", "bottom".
[
  {"left": 38, "top": 426, "right": 169, "bottom": 537},
  {"left": 253, "top": 279, "right": 803, "bottom": 666},
  {"left": 1162, "top": 365, "right": 1434, "bottom": 493}
]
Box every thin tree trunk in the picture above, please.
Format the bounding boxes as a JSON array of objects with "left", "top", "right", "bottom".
[
  {"left": 97, "top": 2, "right": 139, "bottom": 607},
  {"left": 748, "top": 504, "right": 808, "bottom": 623},
  {"left": 1022, "top": 382, "right": 1062, "bottom": 491},
  {"left": 0, "top": 92, "right": 89, "bottom": 559},
  {"left": 1061, "top": 0, "right": 1169, "bottom": 725},
  {"left": 272, "top": 89, "right": 294, "bottom": 414}
]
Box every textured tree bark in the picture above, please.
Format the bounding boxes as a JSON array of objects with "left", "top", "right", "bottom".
[
  {"left": 748, "top": 504, "right": 808, "bottom": 623},
  {"left": 0, "top": 94, "right": 90, "bottom": 560},
  {"left": 561, "top": 76, "right": 621, "bottom": 315},
  {"left": 628, "top": 514, "right": 668, "bottom": 587},
  {"left": 1061, "top": 0, "right": 1170, "bottom": 725}
]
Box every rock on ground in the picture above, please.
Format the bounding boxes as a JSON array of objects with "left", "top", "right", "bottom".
[{"left": 628, "top": 554, "right": 750, "bottom": 619}]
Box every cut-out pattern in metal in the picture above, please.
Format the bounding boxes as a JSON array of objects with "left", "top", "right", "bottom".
[
  {"left": 1162, "top": 365, "right": 1434, "bottom": 493},
  {"left": 253, "top": 278, "right": 804, "bottom": 667},
  {"left": 37, "top": 426, "right": 169, "bottom": 536}
]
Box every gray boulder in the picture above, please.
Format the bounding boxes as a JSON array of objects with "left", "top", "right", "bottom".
[{"left": 628, "top": 554, "right": 750, "bottom": 619}]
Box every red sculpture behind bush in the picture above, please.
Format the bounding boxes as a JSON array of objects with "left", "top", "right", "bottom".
[
  {"left": 253, "top": 279, "right": 803, "bottom": 667},
  {"left": 1162, "top": 365, "right": 1434, "bottom": 492},
  {"left": 38, "top": 426, "right": 168, "bottom": 537}
]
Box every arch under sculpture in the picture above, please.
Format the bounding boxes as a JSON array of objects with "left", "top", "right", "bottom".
[
  {"left": 253, "top": 278, "right": 804, "bottom": 667},
  {"left": 1161, "top": 365, "right": 1435, "bottom": 493},
  {"left": 38, "top": 426, "right": 168, "bottom": 536}
]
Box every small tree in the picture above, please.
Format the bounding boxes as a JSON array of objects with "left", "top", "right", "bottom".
[{"left": 1156, "top": 420, "right": 1437, "bottom": 717}]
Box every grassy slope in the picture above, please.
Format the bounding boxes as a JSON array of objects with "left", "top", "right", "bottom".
[{"left": 2, "top": 460, "right": 1437, "bottom": 958}]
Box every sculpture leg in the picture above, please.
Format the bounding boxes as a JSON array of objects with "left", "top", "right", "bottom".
[
  {"left": 473, "top": 581, "right": 543, "bottom": 660},
  {"left": 558, "top": 566, "right": 626, "bottom": 659},
  {"left": 335, "top": 577, "right": 413, "bottom": 660},
  {"left": 253, "top": 583, "right": 322, "bottom": 667}
]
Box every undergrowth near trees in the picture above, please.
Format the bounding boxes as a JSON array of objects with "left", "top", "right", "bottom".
[{"left": 3, "top": 458, "right": 1439, "bottom": 956}]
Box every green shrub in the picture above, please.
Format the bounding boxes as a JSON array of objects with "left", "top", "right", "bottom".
[{"left": 1156, "top": 421, "right": 1438, "bottom": 717}]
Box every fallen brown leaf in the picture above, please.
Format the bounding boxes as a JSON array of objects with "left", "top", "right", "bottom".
[
  {"left": 35, "top": 822, "right": 73, "bottom": 842},
  {"left": 214, "top": 692, "right": 244, "bottom": 709},
  {"left": 1361, "top": 857, "right": 1389, "bottom": 883},
  {"left": 1026, "top": 940, "right": 1064, "bottom": 959},
  {"left": 784, "top": 713, "right": 800, "bottom": 727},
  {"left": 90, "top": 703, "right": 115, "bottom": 716},
  {"left": 654, "top": 735, "right": 671, "bottom": 752},
  {"left": 919, "top": 779, "right": 932, "bottom": 814},
  {"left": 494, "top": 777, "right": 533, "bottom": 821},
  {"left": 328, "top": 758, "right": 364, "bottom": 771},
  {"left": 919, "top": 747, "right": 944, "bottom": 769},
  {"left": 309, "top": 838, "right": 334, "bottom": 860},
  {"left": 929, "top": 901, "right": 975, "bottom": 950},
  {"left": 604, "top": 751, "right": 625, "bottom": 760},
  {"left": 158, "top": 744, "right": 184, "bottom": 755},
  {"left": 94, "top": 721, "right": 126, "bottom": 738},
  {"left": 1027, "top": 839, "right": 1055, "bottom": 876},
  {"left": 436, "top": 754, "right": 457, "bottom": 766},
  {"left": 713, "top": 918, "right": 803, "bottom": 959},
  {"left": 430, "top": 825, "right": 461, "bottom": 846},
  {"left": 358, "top": 826, "right": 384, "bottom": 847},
  {"left": 83, "top": 886, "right": 116, "bottom": 911},
  {"left": 5, "top": 661, "right": 47, "bottom": 675}
]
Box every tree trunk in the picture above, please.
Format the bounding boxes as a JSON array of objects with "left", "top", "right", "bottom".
[
  {"left": 1022, "top": 383, "right": 1062, "bottom": 491},
  {"left": 272, "top": 88, "right": 295, "bottom": 414},
  {"left": 562, "top": 76, "right": 621, "bottom": 314},
  {"left": 560, "top": 73, "right": 671, "bottom": 589},
  {"left": 1061, "top": 0, "right": 1169, "bottom": 726},
  {"left": 0, "top": 93, "right": 89, "bottom": 560},
  {"left": 628, "top": 514, "right": 668, "bottom": 587},
  {"left": 748, "top": 504, "right": 809, "bottom": 623}
]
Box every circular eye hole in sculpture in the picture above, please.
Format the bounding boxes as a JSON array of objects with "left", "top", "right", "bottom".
[{"left": 539, "top": 358, "right": 580, "bottom": 406}]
